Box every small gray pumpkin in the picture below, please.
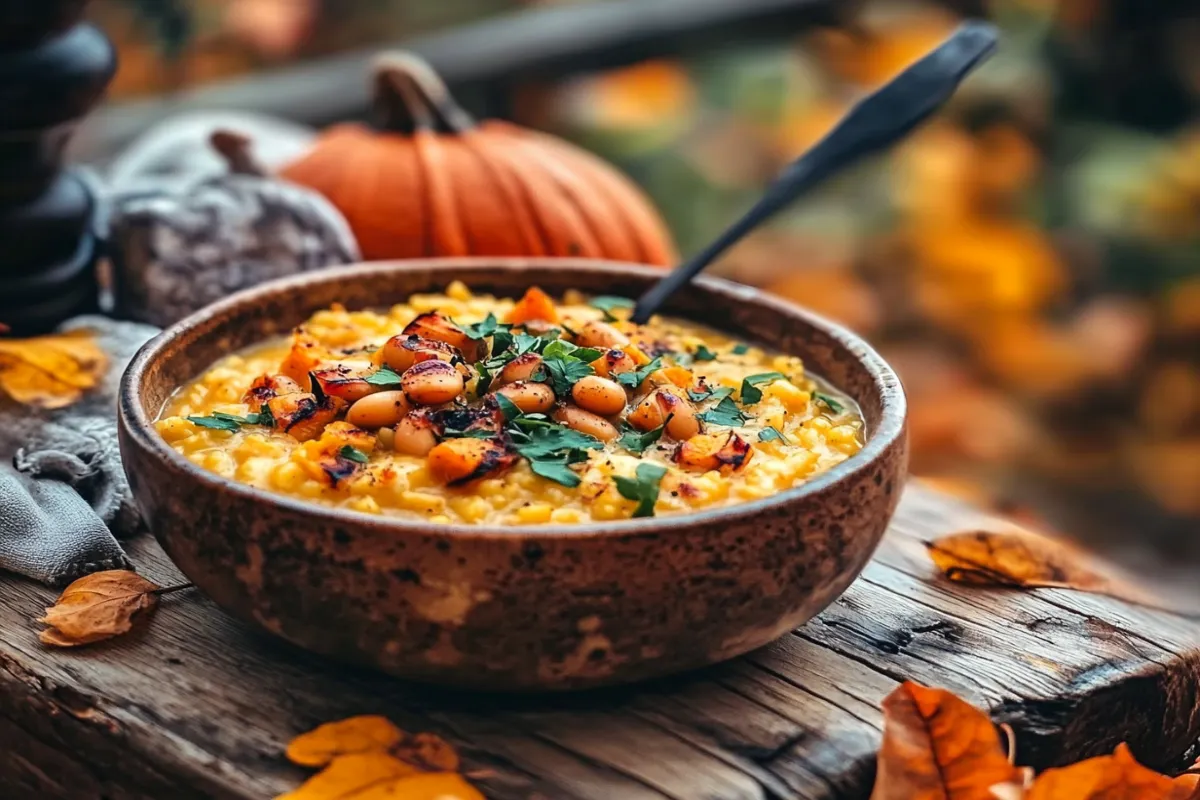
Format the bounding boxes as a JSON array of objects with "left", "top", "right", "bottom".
[{"left": 109, "top": 130, "right": 361, "bottom": 327}]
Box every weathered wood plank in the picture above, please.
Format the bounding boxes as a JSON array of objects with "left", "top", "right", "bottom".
[{"left": 0, "top": 485, "right": 1197, "bottom": 800}]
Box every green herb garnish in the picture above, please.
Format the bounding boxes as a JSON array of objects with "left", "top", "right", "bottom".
[
  {"left": 339, "top": 445, "right": 370, "bottom": 464},
  {"left": 613, "top": 463, "right": 668, "bottom": 518},
  {"left": 462, "top": 313, "right": 501, "bottom": 340},
  {"left": 617, "top": 422, "right": 668, "bottom": 455},
  {"left": 813, "top": 392, "right": 844, "bottom": 413},
  {"left": 495, "top": 393, "right": 523, "bottom": 422},
  {"left": 758, "top": 426, "right": 789, "bottom": 444},
  {"left": 187, "top": 410, "right": 272, "bottom": 432},
  {"left": 739, "top": 371, "right": 787, "bottom": 404},
  {"left": 542, "top": 339, "right": 603, "bottom": 364},
  {"left": 688, "top": 385, "right": 733, "bottom": 404},
  {"left": 731, "top": 343, "right": 750, "bottom": 355},
  {"left": 507, "top": 424, "right": 603, "bottom": 487},
  {"left": 699, "top": 396, "right": 749, "bottom": 427},
  {"left": 692, "top": 344, "right": 718, "bottom": 361},
  {"left": 589, "top": 295, "right": 635, "bottom": 322},
  {"left": 365, "top": 366, "right": 403, "bottom": 386},
  {"left": 615, "top": 357, "right": 663, "bottom": 390}
]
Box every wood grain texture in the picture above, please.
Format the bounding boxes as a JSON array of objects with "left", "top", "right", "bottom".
[{"left": 1, "top": 485, "right": 1197, "bottom": 800}]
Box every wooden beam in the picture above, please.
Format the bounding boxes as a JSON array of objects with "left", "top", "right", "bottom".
[{"left": 74, "top": 0, "right": 844, "bottom": 162}]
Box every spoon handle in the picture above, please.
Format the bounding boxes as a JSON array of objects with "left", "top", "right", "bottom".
[{"left": 631, "top": 20, "right": 999, "bottom": 324}]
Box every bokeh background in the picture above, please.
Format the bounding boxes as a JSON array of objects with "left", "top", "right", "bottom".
[{"left": 88, "top": 0, "right": 1200, "bottom": 559}]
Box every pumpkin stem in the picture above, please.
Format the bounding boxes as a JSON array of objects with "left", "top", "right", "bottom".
[
  {"left": 372, "top": 53, "right": 475, "bottom": 135},
  {"left": 210, "top": 130, "right": 270, "bottom": 176}
]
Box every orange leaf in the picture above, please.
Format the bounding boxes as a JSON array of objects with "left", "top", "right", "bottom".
[
  {"left": 281, "top": 717, "right": 477, "bottom": 800},
  {"left": 286, "top": 716, "right": 404, "bottom": 767},
  {"left": 871, "top": 682, "right": 1021, "bottom": 800},
  {"left": 0, "top": 330, "right": 107, "bottom": 409},
  {"left": 38, "top": 570, "right": 162, "bottom": 647},
  {"left": 505, "top": 287, "right": 559, "bottom": 325},
  {"left": 275, "top": 752, "right": 420, "bottom": 800},
  {"left": 1025, "top": 744, "right": 1200, "bottom": 799},
  {"left": 925, "top": 530, "right": 1155, "bottom": 607}
]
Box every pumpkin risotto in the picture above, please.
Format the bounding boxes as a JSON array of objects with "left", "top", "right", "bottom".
[{"left": 156, "top": 282, "right": 864, "bottom": 524}]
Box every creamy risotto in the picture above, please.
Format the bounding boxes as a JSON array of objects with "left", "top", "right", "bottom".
[{"left": 156, "top": 282, "right": 864, "bottom": 524}]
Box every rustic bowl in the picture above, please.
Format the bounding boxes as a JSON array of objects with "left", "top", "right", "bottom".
[{"left": 118, "top": 258, "right": 908, "bottom": 690}]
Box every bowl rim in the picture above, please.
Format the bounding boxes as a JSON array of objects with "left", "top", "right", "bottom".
[{"left": 119, "top": 257, "right": 907, "bottom": 541}]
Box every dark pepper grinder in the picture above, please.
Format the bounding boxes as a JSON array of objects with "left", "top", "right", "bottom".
[{"left": 0, "top": 0, "right": 115, "bottom": 335}]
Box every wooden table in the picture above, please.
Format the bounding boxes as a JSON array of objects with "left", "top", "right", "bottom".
[{"left": 2, "top": 486, "right": 1197, "bottom": 799}]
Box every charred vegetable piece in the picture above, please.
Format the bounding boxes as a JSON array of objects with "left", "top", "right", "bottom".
[
  {"left": 427, "top": 438, "right": 518, "bottom": 485},
  {"left": 243, "top": 374, "right": 303, "bottom": 411},
  {"left": 505, "top": 286, "right": 559, "bottom": 326},
  {"left": 674, "top": 431, "right": 753, "bottom": 473},
  {"left": 402, "top": 312, "right": 485, "bottom": 362},
  {"left": 266, "top": 392, "right": 339, "bottom": 442},
  {"left": 379, "top": 334, "right": 462, "bottom": 373},
  {"left": 393, "top": 408, "right": 442, "bottom": 456},
  {"left": 311, "top": 363, "right": 379, "bottom": 403}
]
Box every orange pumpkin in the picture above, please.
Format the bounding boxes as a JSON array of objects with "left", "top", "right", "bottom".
[{"left": 281, "top": 53, "right": 676, "bottom": 264}]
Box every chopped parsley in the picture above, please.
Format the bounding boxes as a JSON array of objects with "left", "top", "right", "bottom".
[
  {"left": 699, "top": 396, "right": 749, "bottom": 427},
  {"left": 187, "top": 410, "right": 272, "bottom": 432},
  {"left": 613, "top": 463, "right": 668, "bottom": 518},
  {"left": 617, "top": 422, "right": 668, "bottom": 455},
  {"left": 813, "top": 392, "right": 845, "bottom": 414},
  {"left": 365, "top": 366, "right": 403, "bottom": 386},
  {"left": 536, "top": 340, "right": 602, "bottom": 395},
  {"left": 508, "top": 424, "right": 603, "bottom": 488},
  {"left": 758, "top": 426, "right": 790, "bottom": 444},
  {"left": 494, "top": 393, "right": 523, "bottom": 422},
  {"left": 739, "top": 371, "right": 787, "bottom": 404},
  {"left": 615, "top": 357, "right": 663, "bottom": 390},
  {"left": 731, "top": 343, "right": 750, "bottom": 355},
  {"left": 542, "top": 339, "right": 603, "bottom": 364},
  {"left": 688, "top": 385, "right": 734, "bottom": 404},
  {"left": 692, "top": 344, "right": 718, "bottom": 361},
  {"left": 338, "top": 445, "right": 370, "bottom": 463},
  {"left": 589, "top": 295, "right": 635, "bottom": 322},
  {"left": 462, "top": 312, "right": 502, "bottom": 340}
]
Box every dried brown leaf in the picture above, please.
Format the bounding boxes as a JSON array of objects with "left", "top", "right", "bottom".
[
  {"left": 0, "top": 330, "right": 107, "bottom": 409},
  {"left": 38, "top": 570, "right": 161, "bottom": 647},
  {"left": 871, "top": 682, "right": 1022, "bottom": 800},
  {"left": 925, "top": 529, "right": 1155, "bottom": 607}
]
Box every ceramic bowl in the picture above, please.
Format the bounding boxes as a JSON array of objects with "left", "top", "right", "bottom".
[{"left": 118, "top": 258, "right": 908, "bottom": 690}]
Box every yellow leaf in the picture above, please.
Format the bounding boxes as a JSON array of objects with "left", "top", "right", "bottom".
[
  {"left": 1025, "top": 743, "right": 1200, "bottom": 799},
  {"left": 275, "top": 753, "right": 419, "bottom": 800},
  {"left": 281, "top": 717, "right": 476, "bottom": 800},
  {"left": 38, "top": 570, "right": 161, "bottom": 647},
  {"left": 924, "top": 529, "right": 1155, "bottom": 607},
  {"left": 286, "top": 716, "right": 405, "bottom": 767},
  {"left": 0, "top": 330, "right": 107, "bottom": 409},
  {"left": 871, "top": 682, "right": 1021, "bottom": 800}
]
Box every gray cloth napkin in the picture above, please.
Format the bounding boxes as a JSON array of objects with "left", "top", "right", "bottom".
[{"left": 0, "top": 316, "right": 159, "bottom": 586}]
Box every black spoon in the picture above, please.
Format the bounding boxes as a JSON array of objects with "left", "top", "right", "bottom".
[{"left": 630, "top": 20, "right": 999, "bottom": 324}]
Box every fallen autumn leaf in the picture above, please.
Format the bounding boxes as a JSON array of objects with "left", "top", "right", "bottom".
[
  {"left": 38, "top": 570, "right": 189, "bottom": 647},
  {"left": 1022, "top": 744, "right": 1200, "bottom": 800},
  {"left": 924, "top": 529, "right": 1155, "bottom": 607},
  {"left": 0, "top": 329, "right": 107, "bottom": 409},
  {"left": 280, "top": 715, "right": 481, "bottom": 800},
  {"left": 871, "top": 681, "right": 1022, "bottom": 800}
]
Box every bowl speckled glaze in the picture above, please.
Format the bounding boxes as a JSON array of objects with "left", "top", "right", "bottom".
[{"left": 118, "top": 258, "right": 908, "bottom": 690}]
